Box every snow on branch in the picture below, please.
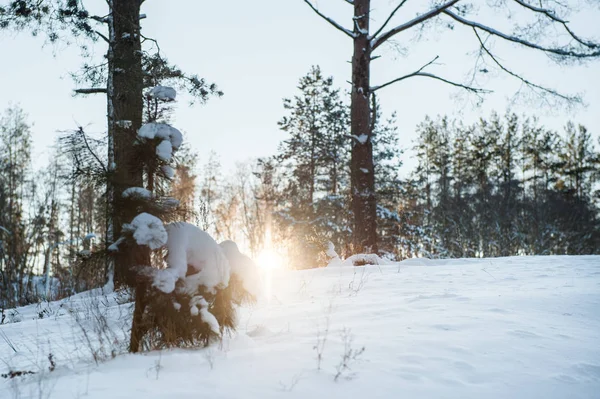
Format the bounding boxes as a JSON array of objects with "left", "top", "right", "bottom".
[
  {"left": 343, "top": 0, "right": 354, "bottom": 4},
  {"left": 473, "top": 29, "right": 582, "bottom": 105},
  {"left": 122, "top": 187, "right": 153, "bottom": 199},
  {"left": 371, "top": 0, "right": 460, "bottom": 50},
  {"left": 122, "top": 213, "right": 168, "bottom": 250},
  {"left": 513, "top": 0, "right": 599, "bottom": 50},
  {"left": 147, "top": 85, "right": 176, "bottom": 102},
  {"left": 371, "top": 55, "right": 490, "bottom": 95},
  {"left": 303, "top": 0, "right": 357, "bottom": 38},
  {"left": 443, "top": 9, "right": 600, "bottom": 59}
]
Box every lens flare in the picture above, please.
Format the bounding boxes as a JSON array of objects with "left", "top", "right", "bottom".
[{"left": 257, "top": 249, "right": 283, "bottom": 270}]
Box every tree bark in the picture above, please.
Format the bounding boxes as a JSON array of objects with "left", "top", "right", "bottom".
[
  {"left": 107, "top": 0, "right": 149, "bottom": 353},
  {"left": 109, "top": 0, "right": 147, "bottom": 286},
  {"left": 350, "top": 0, "right": 378, "bottom": 253}
]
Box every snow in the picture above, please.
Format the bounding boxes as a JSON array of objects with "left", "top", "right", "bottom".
[
  {"left": 189, "top": 296, "right": 220, "bottom": 333},
  {"left": 115, "top": 120, "right": 132, "bottom": 129},
  {"left": 219, "top": 240, "right": 262, "bottom": 298},
  {"left": 138, "top": 123, "right": 183, "bottom": 150},
  {"left": 325, "top": 241, "right": 339, "bottom": 259},
  {"left": 352, "top": 134, "right": 369, "bottom": 144},
  {"left": 83, "top": 233, "right": 96, "bottom": 241},
  {"left": 147, "top": 85, "right": 176, "bottom": 102},
  {"left": 122, "top": 187, "right": 152, "bottom": 199},
  {"left": 122, "top": 213, "right": 168, "bottom": 250},
  {"left": 107, "top": 236, "right": 125, "bottom": 252},
  {"left": 328, "top": 253, "right": 395, "bottom": 267},
  {"left": 156, "top": 139, "right": 172, "bottom": 161},
  {"left": 161, "top": 165, "right": 176, "bottom": 179},
  {"left": 2, "top": 256, "right": 600, "bottom": 399},
  {"left": 153, "top": 223, "right": 230, "bottom": 294}
]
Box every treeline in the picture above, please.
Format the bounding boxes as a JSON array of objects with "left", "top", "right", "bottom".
[
  {"left": 200, "top": 67, "right": 600, "bottom": 266},
  {"left": 0, "top": 104, "right": 197, "bottom": 306},
  {"left": 2, "top": 66, "right": 600, "bottom": 306},
  {"left": 405, "top": 114, "right": 600, "bottom": 258}
]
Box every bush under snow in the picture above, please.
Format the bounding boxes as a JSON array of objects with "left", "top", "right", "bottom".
[{"left": 153, "top": 222, "right": 231, "bottom": 295}]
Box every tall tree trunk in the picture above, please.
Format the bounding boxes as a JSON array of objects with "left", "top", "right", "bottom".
[
  {"left": 109, "top": 0, "right": 147, "bottom": 286},
  {"left": 351, "top": 0, "right": 377, "bottom": 253},
  {"left": 107, "top": 0, "right": 148, "bottom": 352}
]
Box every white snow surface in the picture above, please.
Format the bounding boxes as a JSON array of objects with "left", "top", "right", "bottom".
[
  {"left": 153, "top": 222, "right": 230, "bottom": 294},
  {"left": 328, "top": 253, "right": 395, "bottom": 267},
  {"left": 147, "top": 85, "right": 176, "bottom": 102},
  {"left": 1, "top": 256, "right": 600, "bottom": 399},
  {"left": 122, "top": 213, "right": 167, "bottom": 250}
]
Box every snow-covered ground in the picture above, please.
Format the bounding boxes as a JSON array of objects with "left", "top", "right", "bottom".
[{"left": 1, "top": 255, "right": 599, "bottom": 398}]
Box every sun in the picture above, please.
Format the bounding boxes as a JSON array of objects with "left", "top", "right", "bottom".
[{"left": 257, "top": 248, "right": 283, "bottom": 270}]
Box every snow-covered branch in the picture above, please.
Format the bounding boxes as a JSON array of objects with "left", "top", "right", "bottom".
[
  {"left": 513, "top": 0, "right": 599, "bottom": 50},
  {"left": 473, "top": 29, "right": 582, "bottom": 105},
  {"left": 343, "top": 0, "right": 354, "bottom": 4},
  {"left": 443, "top": 9, "right": 600, "bottom": 59},
  {"left": 371, "top": 0, "right": 460, "bottom": 50},
  {"left": 303, "top": 0, "right": 357, "bottom": 38}
]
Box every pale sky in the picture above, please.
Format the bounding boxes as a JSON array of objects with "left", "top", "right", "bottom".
[{"left": 1, "top": 0, "right": 599, "bottom": 176}]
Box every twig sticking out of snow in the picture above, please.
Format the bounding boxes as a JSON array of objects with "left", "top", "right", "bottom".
[{"left": 334, "top": 328, "right": 365, "bottom": 381}]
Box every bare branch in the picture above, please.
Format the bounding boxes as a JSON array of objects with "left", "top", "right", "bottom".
[
  {"left": 74, "top": 88, "right": 108, "bottom": 94},
  {"left": 343, "top": 0, "right": 354, "bottom": 4},
  {"left": 473, "top": 29, "right": 582, "bottom": 104},
  {"left": 513, "top": 0, "right": 599, "bottom": 49},
  {"left": 371, "top": 55, "right": 490, "bottom": 94},
  {"left": 78, "top": 126, "right": 108, "bottom": 173},
  {"left": 371, "top": 0, "right": 460, "bottom": 50},
  {"left": 371, "top": 55, "right": 439, "bottom": 90},
  {"left": 303, "top": 0, "right": 356, "bottom": 38},
  {"left": 371, "top": 0, "right": 409, "bottom": 40},
  {"left": 443, "top": 9, "right": 600, "bottom": 58},
  {"left": 89, "top": 15, "right": 109, "bottom": 24},
  {"left": 95, "top": 30, "right": 110, "bottom": 43}
]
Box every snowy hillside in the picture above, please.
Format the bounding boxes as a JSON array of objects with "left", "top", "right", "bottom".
[{"left": 1, "top": 256, "right": 599, "bottom": 399}]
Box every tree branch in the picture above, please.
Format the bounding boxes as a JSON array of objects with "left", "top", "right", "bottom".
[
  {"left": 95, "top": 30, "right": 110, "bottom": 43},
  {"left": 512, "top": 0, "right": 599, "bottom": 49},
  {"left": 371, "top": 0, "right": 409, "bottom": 40},
  {"left": 371, "top": 0, "right": 460, "bottom": 50},
  {"left": 89, "top": 15, "right": 109, "bottom": 24},
  {"left": 371, "top": 55, "right": 490, "bottom": 94},
  {"left": 371, "top": 55, "right": 439, "bottom": 90},
  {"left": 443, "top": 9, "right": 600, "bottom": 59},
  {"left": 473, "top": 29, "right": 582, "bottom": 105},
  {"left": 74, "top": 88, "right": 108, "bottom": 94},
  {"left": 303, "top": 0, "right": 356, "bottom": 38}
]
